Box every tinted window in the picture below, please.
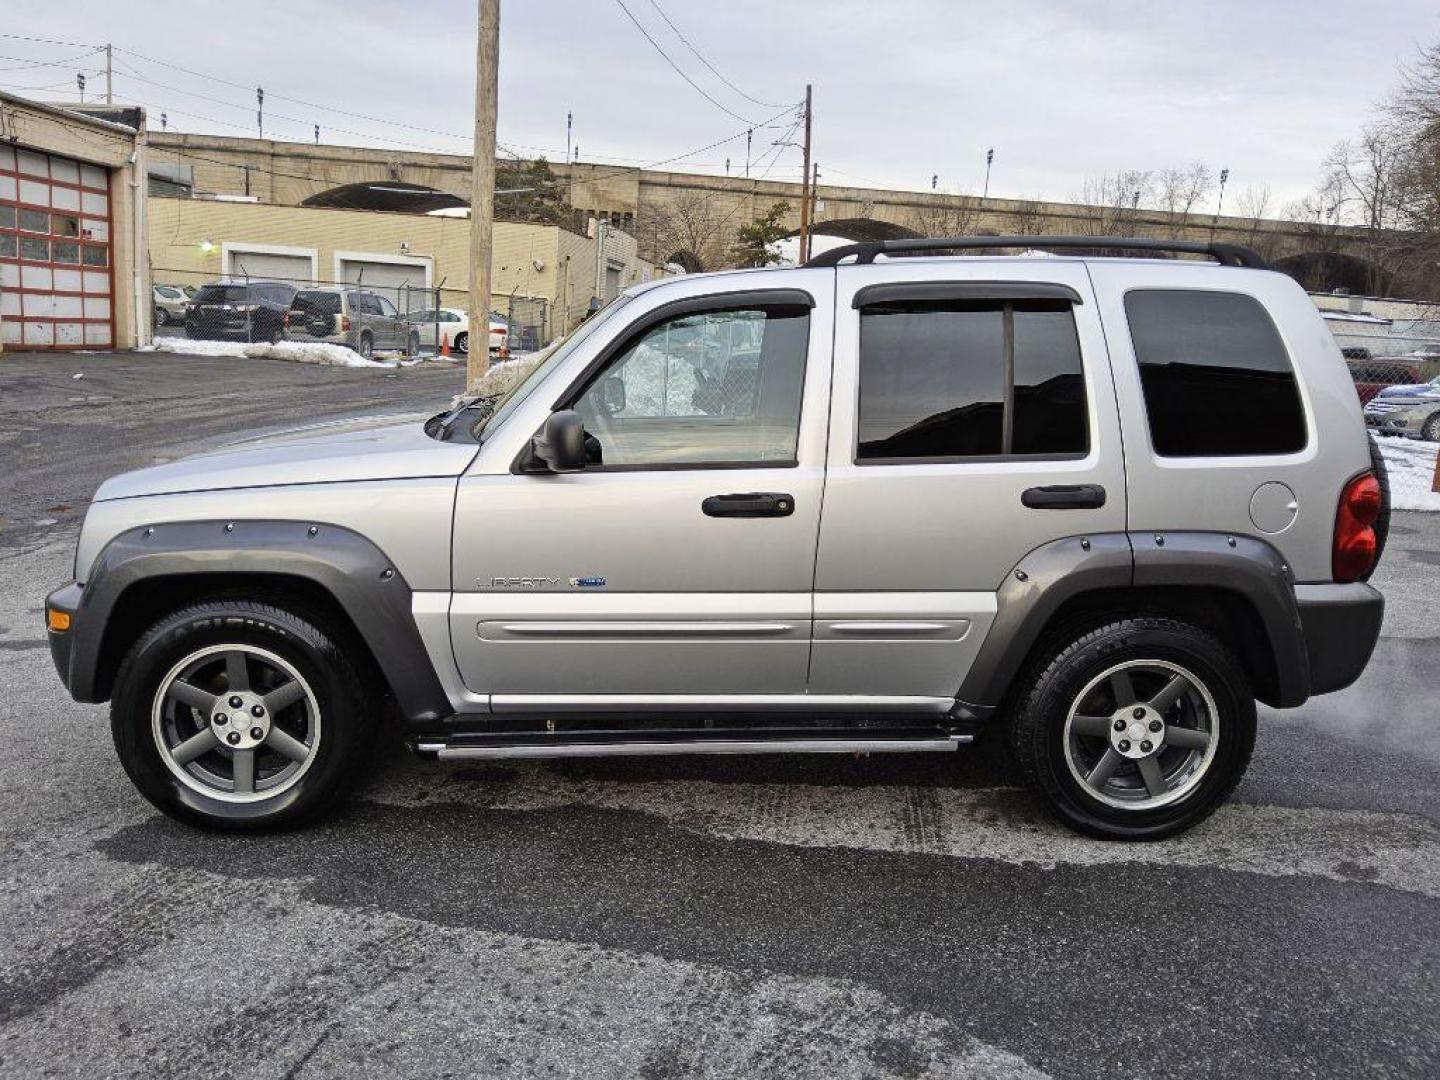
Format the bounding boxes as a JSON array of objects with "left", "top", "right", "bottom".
[
  {"left": 857, "top": 299, "right": 1087, "bottom": 461},
  {"left": 377, "top": 296, "right": 399, "bottom": 318},
  {"left": 1126, "top": 290, "right": 1306, "bottom": 456},
  {"left": 195, "top": 284, "right": 247, "bottom": 303},
  {"left": 571, "top": 304, "right": 809, "bottom": 468},
  {"left": 292, "top": 291, "right": 341, "bottom": 315}
]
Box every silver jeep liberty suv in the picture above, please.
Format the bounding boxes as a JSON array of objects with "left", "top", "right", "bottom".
[{"left": 46, "top": 236, "right": 1387, "bottom": 840}]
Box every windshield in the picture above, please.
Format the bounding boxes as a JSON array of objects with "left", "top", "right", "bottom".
[{"left": 471, "top": 293, "right": 635, "bottom": 439}]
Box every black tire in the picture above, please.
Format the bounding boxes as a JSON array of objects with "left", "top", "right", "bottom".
[
  {"left": 407, "top": 331, "right": 420, "bottom": 357},
  {"left": 154, "top": 307, "right": 169, "bottom": 326},
  {"left": 357, "top": 332, "right": 374, "bottom": 360},
  {"left": 110, "top": 599, "right": 375, "bottom": 831},
  {"left": 453, "top": 331, "right": 469, "bottom": 355},
  {"left": 1008, "top": 617, "right": 1256, "bottom": 840},
  {"left": 1366, "top": 432, "right": 1391, "bottom": 575},
  {"left": 1422, "top": 412, "right": 1440, "bottom": 442}
]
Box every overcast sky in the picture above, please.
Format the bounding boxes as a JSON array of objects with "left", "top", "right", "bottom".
[{"left": 4, "top": 0, "right": 1437, "bottom": 210}]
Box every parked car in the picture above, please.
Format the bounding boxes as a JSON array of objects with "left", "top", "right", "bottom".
[
  {"left": 184, "top": 281, "right": 297, "bottom": 343},
  {"left": 406, "top": 307, "right": 508, "bottom": 355},
  {"left": 1364, "top": 374, "right": 1440, "bottom": 440},
  {"left": 152, "top": 284, "right": 190, "bottom": 326},
  {"left": 46, "top": 235, "right": 1386, "bottom": 841},
  {"left": 286, "top": 287, "right": 420, "bottom": 359},
  {"left": 1347, "top": 357, "right": 1423, "bottom": 404}
]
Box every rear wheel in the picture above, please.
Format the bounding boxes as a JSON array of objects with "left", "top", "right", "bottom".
[
  {"left": 110, "top": 600, "right": 375, "bottom": 830},
  {"left": 1008, "top": 617, "right": 1255, "bottom": 840},
  {"left": 1422, "top": 412, "right": 1440, "bottom": 442},
  {"left": 453, "top": 331, "right": 469, "bottom": 355},
  {"left": 154, "top": 307, "right": 169, "bottom": 326},
  {"left": 357, "top": 332, "right": 374, "bottom": 360},
  {"left": 407, "top": 330, "right": 420, "bottom": 357}
]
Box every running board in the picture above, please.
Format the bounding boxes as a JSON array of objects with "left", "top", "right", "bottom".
[{"left": 414, "top": 734, "right": 970, "bottom": 761}]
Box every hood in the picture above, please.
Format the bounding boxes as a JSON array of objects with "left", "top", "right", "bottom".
[
  {"left": 1373, "top": 383, "right": 1440, "bottom": 401},
  {"left": 94, "top": 412, "right": 480, "bottom": 501}
]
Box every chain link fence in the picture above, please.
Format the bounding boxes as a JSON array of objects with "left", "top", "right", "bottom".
[{"left": 150, "top": 264, "right": 554, "bottom": 357}]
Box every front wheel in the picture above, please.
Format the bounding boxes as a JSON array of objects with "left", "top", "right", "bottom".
[
  {"left": 1008, "top": 617, "right": 1255, "bottom": 840},
  {"left": 155, "top": 307, "right": 169, "bottom": 326},
  {"left": 1422, "top": 413, "right": 1440, "bottom": 442},
  {"left": 453, "top": 331, "right": 468, "bottom": 355},
  {"left": 407, "top": 330, "right": 420, "bottom": 357},
  {"left": 109, "top": 600, "right": 375, "bottom": 830}
]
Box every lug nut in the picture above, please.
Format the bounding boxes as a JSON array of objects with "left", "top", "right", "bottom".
[
  {"left": 1132, "top": 707, "right": 1146, "bottom": 719},
  {"left": 229, "top": 696, "right": 243, "bottom": 708},
  {"left": 251, "top": 704, "right": 265, "bottom": 717},
  {"left": 1118, "top": 740, "right": 1131, "bottom": 752},
  {"left": 249, "top": 727, "right": 264, "bottom": 740},
  {"left": 226, "top": 731, "right": 241, "bottom": 745},
  {"left": 1140, "top": 739, "right": 1153, "bottom": 752},
  {"left": 213, "top": 713, "right": 228, "bottom": 725},
  {"left": 1148, "top": 720, "right": 1162, "bottom": 733},
  {"left": 1113, "top": 719, "right": 1126, "bottom": 732}
]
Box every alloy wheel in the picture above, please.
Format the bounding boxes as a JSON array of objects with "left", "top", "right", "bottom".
[
  {"left": 150, "top": 644, "right": 322, "bottom": 803},
  {"left": 1062, "top": 659, "right": 1219, "bottom": 810}
]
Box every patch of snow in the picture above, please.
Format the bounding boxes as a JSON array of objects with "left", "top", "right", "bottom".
[
  {"left": 143, "top": 337, "right": 427, "bottom": 369},
  {"left": 1376, "top": 434, "right": 1440, "bottom": 512}
]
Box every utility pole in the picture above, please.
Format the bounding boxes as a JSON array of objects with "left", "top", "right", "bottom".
[
  {"left": 745, "top": 128, "right": 752, "bottom": 177},
  {"left": 468, "top": 0, "right": 500, "bottom": 388},
  {"left": 983, "top": 148, "right": 994, "bottom": 200},
  {"left": 565, "top": 111, "right": 572, "bottom": 168},
  {"left": 797, "top": 84, "right": 812, "bottom": 263},
  {"left": 104, "top": 44, "right": 112, "bottom": 104},
  {"left": 256, "top": 87, "right": 264, "bottom": 139},
  {"left": 76, "top": 73, "right": 85, "bottom": 103},
  {"left": 1210, "top": 167, "right": 1230, "bottom": 240},
  {"left": 810, "top": 162, "right": 820, "bottom": 241}
]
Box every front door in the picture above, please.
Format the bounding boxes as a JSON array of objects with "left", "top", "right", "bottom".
[
  {"left": 812, "top": 261, "right": 1128, "bottom": 698},
  {"left": 448, "top": 279, "right": 834, "bottom": 709}
]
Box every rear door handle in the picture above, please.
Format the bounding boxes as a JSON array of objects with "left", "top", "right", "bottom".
[
  {"left": 701, "top": 492, "right": 795, "bottom": 518},
  {"left": 1021, "top": 484, "right": 1107, "bottom": 510}
]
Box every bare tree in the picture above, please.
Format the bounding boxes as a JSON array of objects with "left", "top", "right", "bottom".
[
  {"left": 1233, "top": 184, "right": 1276, "bottom": 253},
  {"left": 1324, "top": 125, "right": 1399, "bottom": 230},
  {"left": 635, "top": 192, "right": 731, "bottom": 271},
  {"left": 906, "top": 196, "right": 982, "bottom": 237},
  {"left": 1072, "top": 171, "right": 1154, "bottom": 235},
  {"left": 1157, "top": 162, "right": 1215, "bottom": 228},
  {"left": 1007, "top": 198, "right": 1047, "bottom": 236}
]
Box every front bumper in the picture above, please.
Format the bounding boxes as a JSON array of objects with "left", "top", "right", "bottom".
[
  {"left": 1295, "top": 582, "right": 1384, "bottom": 696},
  {"left": 1364, "top": 400, "right": 1437, "bottom": 435},
  {"left": 44, "top": 581, "right": 84, "bottom": 695}
]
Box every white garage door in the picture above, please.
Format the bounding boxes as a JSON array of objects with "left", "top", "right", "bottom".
[
  {"left": 338, "top": 259, "right": 430, "bottom": 316},
  {"left": 225, "top": 251, "right": 313, "bottom": 288},
  {"left": 0, "top": 145, "right": 113, "bottom": 350}
]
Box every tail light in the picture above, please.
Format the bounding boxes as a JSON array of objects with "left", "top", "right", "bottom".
[
  {"left": 340, "top": 315, "right": 351, "bottom": 332},
  {"left": 282, "top": 311, "right": 290, "bottom": 328},
  {"left": 1333, "top": 472, "right": 1382, "bottom": 582}
]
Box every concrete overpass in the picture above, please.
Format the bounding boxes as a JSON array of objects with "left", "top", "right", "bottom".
[{"left": 148, "top": 132, "right": 1406, "bottom": 297}]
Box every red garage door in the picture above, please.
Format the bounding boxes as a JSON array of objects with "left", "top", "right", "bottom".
[{"left": 0, "top": 145, "right": 114, "bottom": 350}]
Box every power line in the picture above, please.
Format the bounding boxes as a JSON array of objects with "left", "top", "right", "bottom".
[
  {"left": 644, "top": 0, "right": 786, "bottom": 110},
  {"left": 611, "top": 0, "right": 761, "bottom": 126},
  {"left": 0, "top": 46, "right": 103, "bottom": 72}
]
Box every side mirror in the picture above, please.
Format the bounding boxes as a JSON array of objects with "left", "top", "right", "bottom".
[
  {"left": 598, "top": 374, "right": 626, "bottom": 415},
  {"left": 527, "top": 410, "right": 587, "bottom": 473}
]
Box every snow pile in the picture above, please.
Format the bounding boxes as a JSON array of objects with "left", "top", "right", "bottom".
[
  {"left": 144, "top": 337, "right": 427, "bottom": 369},
  {"left": 1376, "top": 435, "right": 1440, "bottom": 512}
]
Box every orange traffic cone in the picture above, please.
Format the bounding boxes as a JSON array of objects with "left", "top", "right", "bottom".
[{"left": 440, "top": 332, "right": 451, "bottom": 358}]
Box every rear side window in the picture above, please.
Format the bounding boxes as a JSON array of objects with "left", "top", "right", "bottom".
[
  {"left": 194, "top": 285, "right": 247, "bottom": 303},
  {"left": 1125, "top": 290, "right": 1306, "bottom": 456},
  {"left": 857, "top": 299, "right": 1088, "bottom": 461},
  {"left": 293, "top": 291, "right": 341, "bottom": 315}
]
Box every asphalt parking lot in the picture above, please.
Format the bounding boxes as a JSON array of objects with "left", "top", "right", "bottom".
[{"left": 1, "top": 349, "right": 1438, "bottom": 1079}]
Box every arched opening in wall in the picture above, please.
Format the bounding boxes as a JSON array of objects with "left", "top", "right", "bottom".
[
  {"left": 302, "top": 182, "right": 468, "bottom": 214},
  {"left": 1271, "top": 251, "right": 1391, "bottom": 297},
  {"left": 666, "top": 250, "right": 705, "bottom": 274},
  {"left": 782, "top": 217, "right": 924, "bottom": 243}
]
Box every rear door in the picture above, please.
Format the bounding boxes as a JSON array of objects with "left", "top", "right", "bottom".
[
  {"left": 376, "top": 294, "right": 405, "bottom": 347},
  {"left": 813, "top": 260, "right": 1127, "bottom": 697}
]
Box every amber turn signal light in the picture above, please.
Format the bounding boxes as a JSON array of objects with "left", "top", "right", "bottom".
[{"left": 46, "top": 608, "right": 72, "bottom": 633}]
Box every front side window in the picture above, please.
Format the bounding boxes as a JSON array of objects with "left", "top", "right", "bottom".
[
  {"left": 1125, "top": 290, "right": 1306, "bottom": 456},
  {"left": 377, "top": 296, "right": 400, "bottom": 318},
  {"left": 857, "top": 299, "right": 1088, "bottom": 461},
  {"left": 570, "top": 302, "right": 809, "bottom": 468}
]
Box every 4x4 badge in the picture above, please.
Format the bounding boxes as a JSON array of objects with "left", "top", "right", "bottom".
[{"left": 569, "top": 577, "right": 606, "bottom": 588}]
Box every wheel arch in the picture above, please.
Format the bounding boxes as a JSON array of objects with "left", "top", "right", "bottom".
[
  {"left": 955, "top": 532, "right": 1310, "bottom": 715},
  {"left": 66, "top": 520, "right": 452, "bottom": 727}
]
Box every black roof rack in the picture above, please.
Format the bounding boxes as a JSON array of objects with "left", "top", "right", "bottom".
[{"left": 802, "top": 235, "right": 1269, "bottom": 270}]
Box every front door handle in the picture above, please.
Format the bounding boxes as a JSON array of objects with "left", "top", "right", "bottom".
[
  {"left": 701, "top": 492, "right": 795, "bottom": 518},
  {"left": 1021, "top": 484, "right": 1107, "bottom": 510}
]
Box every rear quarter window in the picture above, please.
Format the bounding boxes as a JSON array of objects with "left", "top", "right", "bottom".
[{"left": 1125, "top": 289, "right": 1307, "bottom": 457}]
